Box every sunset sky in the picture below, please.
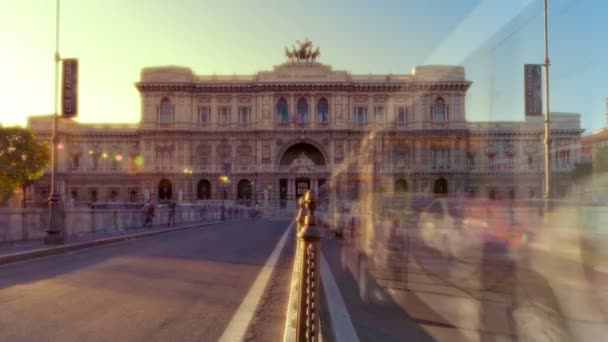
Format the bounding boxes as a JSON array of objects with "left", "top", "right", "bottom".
[{"left": 1, "top": 0, "right": 607, "bottom": 131}]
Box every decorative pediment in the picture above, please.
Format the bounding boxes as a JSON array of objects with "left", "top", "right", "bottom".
[
  {"left": 432, "top": 140, "right": 450, "bottom": 149},
  {"left": 394, "top": 95, "right": 409, "bottom": 103},
  {"left": 353, "top": 94, "right": 368, "bottom": 103},
  {"left": 217, "top": 95, "right": 232, "bottom": 103},
  {"left": 288, "top": 152, "right": 319, "bottom": 175},
  {"left": 156, "top": 144, "right": 174, "bottom": 153},
  {"left": 523, "top": 140, "right": 537, "bottom": 155},
  {"left": 373, "top": 94, "right": 389, "bottom": 102},
  {"left": 196, "top": 96, "right": 212, "bottom": 103},
  {"left": 237, "top": 95, "right": 253, "bottom": 103}
]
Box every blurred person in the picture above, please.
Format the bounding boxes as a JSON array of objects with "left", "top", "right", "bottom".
[
  {"left": 142, "top": 199, "right": 155, "bottom": 228},
  {"left": 168, "top": 199, "right": 177, "bottom": 227}
]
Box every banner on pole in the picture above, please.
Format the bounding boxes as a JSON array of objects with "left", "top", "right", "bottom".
[
  {"left": 524, "top": 64, "right": 542, "bottom": 116},
  {"left": 62, "top": 59, "right": 78, "bottom": 118}
]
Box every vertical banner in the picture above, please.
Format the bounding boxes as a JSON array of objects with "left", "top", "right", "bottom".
[
  {"left": 62, "top": 59, "right": 78, "bottom": 118},
  {"left": 524, "top": 64, "right": 542, "bottom": 116}
]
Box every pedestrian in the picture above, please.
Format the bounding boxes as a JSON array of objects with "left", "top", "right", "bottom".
[
  {"left": 143, "top": 199, "right": 155, "bottom": 228},
  {"left": 142, "top": 200, "right": 150, "bottom": 227},
  {"left": 168, "top": 199, "right": 177, "bottom": 227}
]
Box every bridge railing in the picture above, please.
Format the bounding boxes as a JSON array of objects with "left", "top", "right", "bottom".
[
  {"left": 0, "top": 203, "right": 251, "bottom": 243},
  {"left": 284, "top": 190, "right": 323, "bottom": 342}
]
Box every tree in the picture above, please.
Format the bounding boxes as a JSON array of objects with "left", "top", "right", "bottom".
[
  {"left": 570, "top": 161, "right": 592, "bottom": 185},
  {"left": 594, "top": 146, "right": 608, "bottom": 173},
  {"left": 0, "top": 126, "right": 50, "bottom": 207}
]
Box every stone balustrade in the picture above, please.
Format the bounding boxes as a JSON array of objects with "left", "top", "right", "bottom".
[{"left": 0, "top": 204, "right": 251, "bottom": 243}]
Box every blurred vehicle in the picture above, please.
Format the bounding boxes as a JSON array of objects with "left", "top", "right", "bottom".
[{"left": 340, "top": 193, "right": 414, "bottom": 303}]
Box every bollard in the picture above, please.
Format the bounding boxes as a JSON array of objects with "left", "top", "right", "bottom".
[{"left": 295, "top": 190, "right": 322, "bottom": 342}]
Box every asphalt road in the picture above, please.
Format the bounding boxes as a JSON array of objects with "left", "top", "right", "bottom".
[{"left": 0, "top": 219, "right": 292, "bottom": 342}]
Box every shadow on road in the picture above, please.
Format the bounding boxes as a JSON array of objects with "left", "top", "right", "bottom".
[
  {"left": 0, "top": 220, "right": 288, "bottom": 292},
  {"left": 322, "top": 239, "right": 470, "bottom": 341}
]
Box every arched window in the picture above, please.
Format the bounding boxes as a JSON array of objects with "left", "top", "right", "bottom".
[
  {"left": 317, "top": 97, "right": 329, "bottom": 123},
  {"left": 158, "top": 179, "right": 172, "bottom": 200},
  {"left": 488, "top": 188, "right": 496, "bottom": 200},
  {"left": 130, "top": 190, "right": 137, "bottom": 203},
  {"left": 395, "top": 179, "right": 408, "bottom": 193},
  {"left": 197, "top": 179, "right": 211, "bottom": 200},
  {"left": 160, "top": 98, "right": 172, "bottom": 123},
  {"left": 297, "top": 98, "right": 308, "bottom": 123},
  {"left": 433, "top": 178, "right": 448, "bottom": 195},
  {"left": 277, "top": 97, "right": 289, "bottom": 123},
  {"left": 433, "top": 97, "right": 446, "bottom": 122},
  {"left": 237, "top": 179, "right": 253, "bottom": 203}
]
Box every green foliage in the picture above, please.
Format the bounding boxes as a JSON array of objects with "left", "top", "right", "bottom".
[
  {"left": 570, "top": 162, "right": 592, "bottom": 184},
  {"left": 0, "top": 126, "right": 50, "bottom": 206},
  {"left": 594, "top": 146, "right": 608, "bottom": 173}
]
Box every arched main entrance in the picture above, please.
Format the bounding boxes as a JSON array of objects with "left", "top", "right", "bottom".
[
  {"left": 158, "top": 179, "right": 172, "bottom": 200},
  {"left": 277, "top": 142, "right": 327, "bottom": 207},
  {"left": 395, "top": 179, "right": 408, "bottom": 193},
  {"left": 197, "top": 179, "right": 211, "bottom": 200},
  {"left": 433, "top": 178, "right": 448, "bottom": 195},
  {"left": 237, "top": 179, "right": 252, "bottom": 202}
]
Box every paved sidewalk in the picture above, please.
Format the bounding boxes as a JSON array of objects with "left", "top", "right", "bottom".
[{"left": 0, "top": 219, "right": 232, "bottom": 265}]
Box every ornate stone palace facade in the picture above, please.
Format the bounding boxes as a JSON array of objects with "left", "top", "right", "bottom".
[{"left": 27, "top": 44, "right": 583, "bottom": 207}]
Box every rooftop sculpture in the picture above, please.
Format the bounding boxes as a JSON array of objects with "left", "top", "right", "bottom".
[{"left": 285, "top": 38, "right": 320, "bottom": 62}]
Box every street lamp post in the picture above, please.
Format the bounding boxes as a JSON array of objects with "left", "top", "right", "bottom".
[
  {"left": 45, "top": 0, "right": 64, "bottom": 245},
  {"left": 543, "top": 0, "right": 552, "bottom": 210},
  {"left": 221, "top": 160, "right": 230, "bottom": 221}
]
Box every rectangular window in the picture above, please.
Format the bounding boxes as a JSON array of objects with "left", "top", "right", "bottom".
[
  {"left": 219, "top": 107, "right": 230, "bottom": 125},
  {"left": 374, "top": 106, "right": 385, "bottom": 123},
  {"left": 92, "top": 155, "right": 100, "bottom": 170},
  {"left": 201, "top": 155, "right": 207, "bottom": 167},
  {"left": 130, "top": 190, "right": 137, "bottom": 203},
  {"left": 198, "top": 107, "right": 210, "bottom": 125},
  {"left": 72, "top": 155, "right": 79, "bottom": 168},
  {"left": 507, "top": 155, "right": 514, "bottom": 169},
  {"left": 556, "top": 150, "right": 569, "bottom": 168},
  {"left": 157, "top": 151, "right": 171, "bottom": 169},
  {"left": 395, "top": 106, "right": 407, "bottom": 125},
  {"left": 279, "top": 107, "right": 289, "bottom": 123},
  {"left": 354, "top": 106, "right": 367, "bottom": 124},
  {"left": 488, "top": 154, "right": 495, "bottom": 168},
  {"left": 432, "top": 149, "right": 450, "bottom": 167},
  {"left": 397, "top": 151, "right": 408, "bottom": 166},
  {"left": 239, "top": 107, "right": 251, "bottom": 126}
]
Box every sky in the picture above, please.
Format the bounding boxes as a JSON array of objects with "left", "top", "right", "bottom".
[{"left": 1, "top": 0, "right": 607, "bottom": 132}]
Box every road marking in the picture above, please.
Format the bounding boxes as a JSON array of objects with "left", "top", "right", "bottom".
[
  {"left": 320, "top": 252, "right": 360, "bottom": 342},
  {"left": 219, "top": 220, "right": 293, "bottom": 342}
]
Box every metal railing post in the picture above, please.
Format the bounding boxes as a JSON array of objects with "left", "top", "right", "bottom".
[{"left": 295, "top": 190, "right": 322, "bottom": 341}]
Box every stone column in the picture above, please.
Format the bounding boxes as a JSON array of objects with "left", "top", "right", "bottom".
[
  {"left": 290, "top": 95, "right": 295, "bottom": 124},
  {"left": 288, "top": 178, "right": 294, "bottom": 202}
]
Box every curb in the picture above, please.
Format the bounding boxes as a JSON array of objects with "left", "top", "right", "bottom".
[{"left": 0, "top": 219, "right": 243, "bottom": 266}]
